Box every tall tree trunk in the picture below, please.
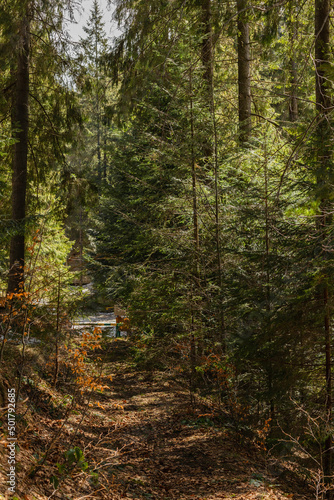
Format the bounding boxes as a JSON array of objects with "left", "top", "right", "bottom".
[
  {"left": 315, "top": 0, "right": 332, "bottom": 492},
  {"left": 201, "top": 0, "right": 225, "bottom": 348},
  {"left": 201, "top": 0, "right": 213, "bottom": 98},
  {"left": 264, "top": 145, "right": 274, "bottom": 422},
  {"left": 288, "top": 58, "right": 298, "bottom": 122},
  {"left": 95, "top": 33, "right": 102, "bottom": 186},
  {"left": 103, "top": 118, "right": 107, "bottom": 181},
  {"left": 189, "top": 69, "right": 199, "bottom": 399},
  {"left": 315, "top": 0, "right": 330, "bottom": 114},
  {"left": 8, "top": 13, "right": 30, "bottom": 294},
  {"left": 201, "top": 0, "right": 214, "bottom": 163},
  {"left": 97, "top": 112, "right": 101, "bottom": 185},
  {"left": 288, "top": 1, "right": 298, "bottom": 122},
  {"left": 53, "top": 272, "right": 61, "bottom": 388},
  {"left": 237, "top": 0, "right": 251, "bottom": 144}
]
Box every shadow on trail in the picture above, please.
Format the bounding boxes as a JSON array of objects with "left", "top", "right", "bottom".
[{"left": 76, "top": 339, "right": 311, "bottom": 500}]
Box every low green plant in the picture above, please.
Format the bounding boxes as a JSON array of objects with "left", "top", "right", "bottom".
[{"left": 50, "top": 446, "right": 99, "bottom": 490}]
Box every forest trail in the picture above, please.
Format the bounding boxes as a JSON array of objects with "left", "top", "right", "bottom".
[
  {"left": 5, "top": 339, "right": 311, "bottom": 500},
  {"left": 38, "top": 340, "right": 312, "bottom": 499}
]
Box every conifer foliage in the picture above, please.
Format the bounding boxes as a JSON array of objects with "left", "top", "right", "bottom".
[
  {"left": 92, "top": 0, "right": 334, "bottom": 482},
  {"left": 1, "top": 0, "right": 334, "bottom": 496}
]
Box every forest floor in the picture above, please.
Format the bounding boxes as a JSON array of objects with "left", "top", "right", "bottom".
[{"left": 1, "top": 337, "right": 314, "bottom": 500}]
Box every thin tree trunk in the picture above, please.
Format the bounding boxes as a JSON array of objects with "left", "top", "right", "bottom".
[
  {"left": 324, "top": 284, "right": 332, "bottom": 489},
  {"left": 8, "top": 13, "right": 30, "bottom": 294},
  {"left": 0, "top": 302, "right": 13, "bottom": 364},
  {"left": 288, "top": 58, "right": 298, "bottom": 122},
  {"left": 97, "top": 107, "right": 101, "bottom": 185},
  {"left": 315, "top": 0, "right": 330, "bottom": 114},
  {"left": 189, "top": 69, "right": 199, "bottom": 399},
  {"left": 95, "top": 34, "right": 102, "bottom": 186},
  {"left": 288, "top": 1, "right": 298, "bottom": 121},
  {"left": 16, "top": 315, "right": 30, "bottom": 406},
  {"left": 103, "top": 127, "right": 107, "bottom": 180},
  {"left": 201, "top": 0, "right": 214, "bottom": 162},
  {"left": 201, "top": 0, "right": 225, "bottom": 348},
  {"left": 200, "top": 0, "right": 217, "bottom": 267},
  {"left": 79, "top": 207, "right": 83, "bottom": 286},
  {"left": 201, "top": 0, "right": 213, "bottom": 97},
  {"left": 211, "top": 74, "right": 226, "bottom": 349},
  {"left": 315, "top": 0, "right": 332, "bottom": 492},
  {"left": 53, "top": 272, "right": 61, "bottom": 388},
  {"left": 237, "top": 0, "right": 251, "bottom": 144},
  {"left": 189, "top": 70, "right": 200, "bottom": 274},
  {"left": 288, "top": 27, "right": 299, "bottom": 123},
  {"left": 264, "top": 146, "right": 274, "bottom": 422}
]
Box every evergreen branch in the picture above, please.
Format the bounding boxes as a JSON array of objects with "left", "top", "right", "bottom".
[
  {"left": 276, "top": 113, "right": 324, "bottom": 200},
  {"left": 29, "top": 92, "right": 67, "bottom": 165}
]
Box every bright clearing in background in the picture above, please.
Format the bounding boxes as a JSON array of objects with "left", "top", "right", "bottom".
[{"left": 66, "top": 0, "right": 121, "bottom": 43}]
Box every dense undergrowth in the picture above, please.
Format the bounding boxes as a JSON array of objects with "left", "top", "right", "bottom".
[{"left": 0, "top": 312, "right": 328, "bottom": 499}]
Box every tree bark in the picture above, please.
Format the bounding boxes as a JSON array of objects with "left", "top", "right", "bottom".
[
  {"left": 8, "top": 12, "right": 30, "bottom": 294},
  {"left": 237, "top": 0, "right": 251, "bottom": 144},
  {"left": 315, "top": 0, "right": 330, "bottom": 114}
]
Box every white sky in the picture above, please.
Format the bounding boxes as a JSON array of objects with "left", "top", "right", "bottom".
[{"left": 65, "top": 0, "right": 121, "bottom": 43}]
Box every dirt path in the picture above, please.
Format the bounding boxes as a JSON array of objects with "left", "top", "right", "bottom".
[
  {"left": 68, "top": 340, "right": 310, "bottom": 500},
  {"left": 5, "top": 339, "right": 311, "bottom": 500}
]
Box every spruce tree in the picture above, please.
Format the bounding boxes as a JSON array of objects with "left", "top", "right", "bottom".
[{"left": 80, "top": 0, "right": 109, "bottom": 186}]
